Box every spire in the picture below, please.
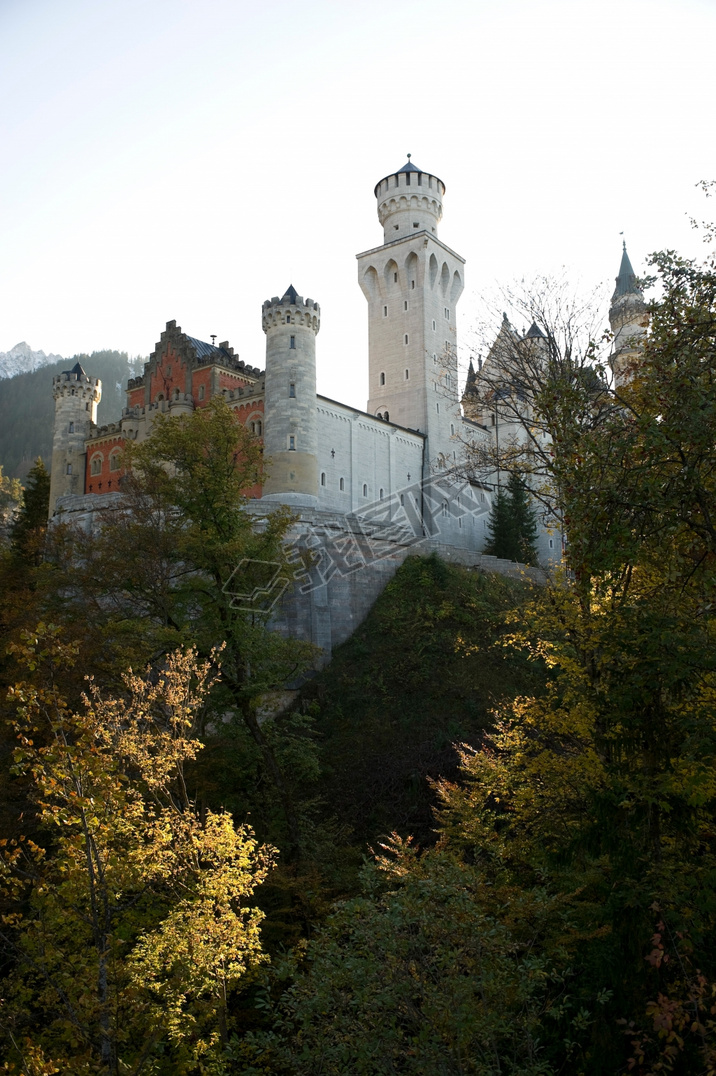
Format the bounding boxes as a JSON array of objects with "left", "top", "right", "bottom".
[
  {"left": 612, "top": 242, "right": 641, "bottom": 301},
  {"left": 464, "top": 359, "right": 477, "bottom": 393}
]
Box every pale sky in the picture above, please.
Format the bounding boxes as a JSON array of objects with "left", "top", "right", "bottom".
[{"left": 1, "top": 0, "right": 713, "bottom": 408}]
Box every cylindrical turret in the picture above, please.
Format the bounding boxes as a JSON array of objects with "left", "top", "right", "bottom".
[
  {"left": 49, "top": 361, "right": 102, "bottom": 515},
  {"left": 374, "top": 157, "right": 444, "bottom": 243},
  {"left": 262, "top": 285, "right": 320, "bottom": 505}
]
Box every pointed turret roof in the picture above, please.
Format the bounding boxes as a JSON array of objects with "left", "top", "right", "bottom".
[
  {"left": 525, "top": 322, "right": 546, "bottom": 339},
  {"left": 282, "top": 284, "right": 299, "bottom": 303},
  {"left": 613, "top": 242, "right": 641, "bottom": 299},
  {"left": 69, "top": 361, "right": 86, "bottom": 377}
]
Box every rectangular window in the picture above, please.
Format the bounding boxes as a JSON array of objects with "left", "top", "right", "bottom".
[
  {"left": 66, "top": 464, "right": 72, "bottom": 475},
  {"left": 383, "top": 305, "right": 388, "bottom": 316},
  {"left": 68, "top": 421, "right": 74, "bottom": 433},
  {"left": 432, "top": 320, "right": 436, "bottom": 330},
  {"left": 289, "top": 382, "right": 296, "bottom": 398},
  {"left": 394, "top": 272, "right": 397, "bottom": 283},
  {"left": 445, "top": 307, "right": 450, "bottom": 319},
  {"left": 289, "top": 435, "right": 296, "bottom": 451},
  {"left": 404, "top": 300, "right": 408, "bottom": 311},
  {"left": 411, "top": 280, "right": 415, "bottom": 289},
  {"left": 405, "top": 172, "right": 411, "bottom": 185},
  {"left": 289, "top": 335, "right": 296, "bottom": 349},
  {"left": 404, "top": 334, "right": 409, "bottom": 345}
]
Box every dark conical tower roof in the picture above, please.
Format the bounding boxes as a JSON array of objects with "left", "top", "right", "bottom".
[
  {"left": 525, "top": 321, "right": 546, "bottom": 339},
  {"left": 282, "top": 284, "right": 299, "bottom": 303},
  {"left": 69, "top": 361, "right": 87, "bottom": 377},
  {"left": 612, "top": 242, "right": 641, "bottom": 300}
]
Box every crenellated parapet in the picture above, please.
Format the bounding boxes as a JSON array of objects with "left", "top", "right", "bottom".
[{"left": 262, "top": 288, "right": 320, "bottom": 335}]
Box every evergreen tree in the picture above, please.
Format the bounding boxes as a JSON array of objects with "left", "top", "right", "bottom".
[
  {"left": 484, "top": 474, "right": 538, "bottom": 564},
  {"left": 10, "top": 457, "right": 50, "bottom": 564},
  {"left": 506, "top": 471, "right": 538, "bottom": 564},
  {"left": 483, "top": 485, "right": 515, "bottom": 559}
]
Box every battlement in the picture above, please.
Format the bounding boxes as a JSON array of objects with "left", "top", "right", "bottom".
[
  {"left": 262, "top": 290, "right": 320, "bottom": 334},
  {"left": 53, "top": 366, "right": 102, "bottom": 400}
]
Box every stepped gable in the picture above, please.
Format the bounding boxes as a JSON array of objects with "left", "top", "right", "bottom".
[{"left": 127, "top": 320, "right": 264, "bottom": 394}]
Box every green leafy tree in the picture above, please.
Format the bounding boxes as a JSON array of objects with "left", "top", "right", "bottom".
[
  {"left": 0, "top": 631, "right": 273, "bottom": 1075},
  {"left": 0, "top": 464, "right": 22, "bottom": 545},
  {"left": 57, "top": 397, "right": 316, "bottom": 853}
]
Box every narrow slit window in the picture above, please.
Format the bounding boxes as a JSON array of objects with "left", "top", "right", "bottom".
[
  {"left": 68, "top": 421, "right": 74, "bottom": 433},
  {"left": 405, "top": 368, "right": 409, "bottom": 379},
  {"left": 432, "top": 320, "right": 436, "bottom": 331},
  {"left": 379, "top": 488, "right": 384, "bottom": 500},
  {"left": 404, "top": 334, "right": 409, "bottom": 345},
  {"left": 339, "top": 477, "right": 345, "bottom": 491},
  {"left": 411, "top": 280, "right": 415, "bottom": 289},
  {"left": 383, "top": 305, "right": 388, "bottom": 316},
  {"left": 362, "top": 483, "right": 368, "bottom": 497},
  {"left": 289, "top": 382, "right": 296, "bottom": 398},
  {"left": 289, "top": 335, "right": 296, "bottom": 349},
  {"left": 321, "top": 472, "right": 326, "bottom": 487},
  {"left": 394, "top": 272, "right": 398, "bottom": 283},
  {"left": 380, "top": 372, "right": 385, "bottom": 385},
  {"left": 404, "top": 300, "right": 408, "bottom": 311}
]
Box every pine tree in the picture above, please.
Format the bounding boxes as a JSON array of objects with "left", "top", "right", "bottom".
[
  {"left": 10, "top": 457, "right": 50, "bottom": 565},
  {"left": 506, "top": 471, "right": 538, "bottom": 564},
  {"left": 483, "top": 485, "right": 515, "bottom": 559},
  {"left": 484, "top": 474, "right": 538, "bottom": 563}
]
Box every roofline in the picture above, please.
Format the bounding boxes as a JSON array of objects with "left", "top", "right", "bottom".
[{"left": 316, "top": 394, "right": 426, "bottom": 439}]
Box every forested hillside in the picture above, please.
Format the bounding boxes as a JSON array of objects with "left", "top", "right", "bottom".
[
  {"left": 1, "top": 230, "right": 715, "bottom": 1073},
  {"left": 0, "top": 350, "right": 145, "bottom": 480}
]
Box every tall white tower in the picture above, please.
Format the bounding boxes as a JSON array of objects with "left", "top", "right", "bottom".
[
  {"left": 262, "top": 285, "right": 320, "bottom": 505},
  {"left": 609, "top": 243, "right": 648, "bottom": 387},
  {"left": 49, "top": 361, "right": 101, "bottom": 515},
  {"left": 357, "top": 158, "right": 464, "bottom": 471}
]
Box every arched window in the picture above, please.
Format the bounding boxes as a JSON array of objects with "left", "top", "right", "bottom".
[
  {"left": 90, "top": 456, "right": 102, "bottom": 476},
  {"left": 362, "top": 483, "right": 368, "bottom": 497},
  {"left": 379, "top": 488, "right": 384, "bottom": 500},
  {"left": 339, "top": 477, "right": 345, "bottom": 491},
  {"left": 69, "top": 421, "right": 74, "bottom": 433},
  {"left": 321, "top": 472, "right": 326, "bottom": 486},
  {"left": 384, "top": 410, "right": 389, "bottom": 421},
  {"left": 198, "top": 384, "right": 205, "bottom": 400},
  {"left": 109, "top": 454, "right": 121, "bottom": 472},
  {"left": 450, "top": 423, "right": 455, "bottom": 435},
  {"left": 380, "top": 372, "right": 385, "bottom": 386}
]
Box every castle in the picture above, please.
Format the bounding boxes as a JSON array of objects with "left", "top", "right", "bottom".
[{"left": 48, "top": 160, "right": 647, "bottom": 656}]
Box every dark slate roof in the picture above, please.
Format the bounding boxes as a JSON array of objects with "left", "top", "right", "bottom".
[
  {"left": 282, "top": 284, "right": 298, "bottom": 303},
  {"left": 68, "top": 360, "right": 87, "bottom": 376},
  {"left": 613, "top": 242, "right": 641, "bottom": 299},
  {"left": 525, "top": 322, "right": 546, "bottom": 339},
  {"left": 186, "top": 335, "right": 228, "bottom": 361},
  {"left": 395, "top": 159, "right": 421, "bottom": 173}
]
